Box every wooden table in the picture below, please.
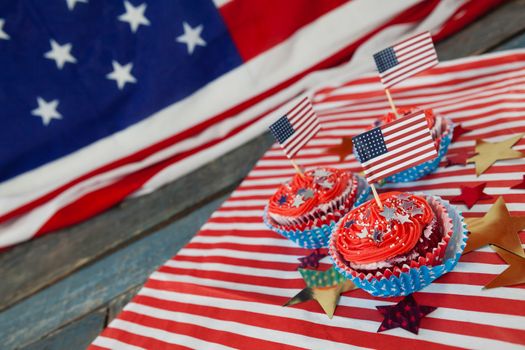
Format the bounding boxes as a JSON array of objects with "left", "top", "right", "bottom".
[{"left": 1, "top": 1, "right": 524, "bottom": 348}]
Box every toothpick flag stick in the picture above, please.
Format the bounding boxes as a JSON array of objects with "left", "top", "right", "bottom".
[
  {"left": 370, "top": 183, "right": 383, "bottom": 210},
  {"left": 290, "top": 159, "right": 305, "bottom": 178},
  {"left": 373, "top": 31, "right": 438, "bottom": 119},
  {"left": 384, "top": 89, "right": 399, "bottom": 118},
  {"left": 268, "top": 97, "right": 321, "bottom": 176}
]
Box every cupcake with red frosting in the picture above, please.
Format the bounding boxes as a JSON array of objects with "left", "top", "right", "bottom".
[
  {"left": 330, "top": 191, "right": 468, "bottom": 296},
  {"left": 369, "top": 107, "right": 453, "bottom": 183},
  {"left": 263, "top": 167, "right": 370, "bottom": 248}
]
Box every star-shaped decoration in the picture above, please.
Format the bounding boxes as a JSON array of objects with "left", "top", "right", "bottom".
[
  {"left": 467, "top": 134, "right": 524, "bottom": 176},
  {"left": 66, "top": 0, "right": 88, "bottom": 11},
  {"left": 292, "top": 195, "right": 304, "bottom": 208},
  {"left": 176, "top": 22, "right": 206, "bottom": 55},
  {"left": 451, "top": 124, "right": 472, "bottom": 142},
  {"left": 31, "top": 97, "right": 62, "bottom": 126},
  {"left": 379, "top": 206, "right": 396, "bottom": 221},
  {"left": 484, "top": 245, "right": 525, "bottom": 289},
  {"left": 285, "top": 267, "right": 357, "bottom": 318},
  {"left": 445, "top": 152, "right": 474, "bottom": 167},
  {"left": 401, "top": 201, "right": 414, "bottom": 211},
  {"left": 464, "top": 196, "right": 525, "bottom": 257},
  {"left": 395, "top": 213, "right": 411, "bottom": 224},
  {"left": 372, "top": 228, "right": 383, "bottom": 243},
  {"left": 356, "top": 227, "right": 368, "bottom": 239},
  {"left": 511, "top": 175, "right": 525, "bottom": 190},
  {"left": 408, "top": 206, "right": 423, "bottom": 216},
  {"left": 0, "top": 18, "right": 9, "bottom": 40},
  {"left": 277, "top": 195, "right": 287, "bottom": 206},
  {"left": 297, "top": 249, "right": 327, "bottom": 269},
  {"left": 118, "top": 1, "right": 150, "bottom": 33},
  {"left": 376, "top": 294, "right": 437, "bottom": 334},
  {"left": 396, "top": 193, "right": 411, "bottom": 201},
  {"left": 325, "top": 137, "right": 353, "bottom": 162},
  {"left": 44, "top": 40, "right": 77, "bottom": 70},
  {"left": 312, "top": 169, "right": 331, "bottom": 178},
  {"left": 106, "top": 60, "right": 137, "bottom": 90},
  {"left": 450, "top": 183, "right": 493, "bottom": 209},
  {"left": 344, "top": 219, "right": 355, "bottom": 229},
  {"left": 319, "top": 180, "right": 333, "bottom": 189},
  {"left": 297, "top": 188, "right": 314, "bottom": 200}
]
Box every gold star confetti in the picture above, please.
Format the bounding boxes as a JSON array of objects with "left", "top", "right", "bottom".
[
  {"left": 464, "top": 196, "right": 525, "bottom": 257},
  {"left": 284, "top": 267, "right": 357, "bottom": 318},
  {"left": 325, "top": 137, "right": 354, "bottom": 162},
  {"left": 485, "top": 245, "right": 525, "bottom": 289},
  {"left": 467, "top": 133, "right": 524, "bottom": 176}
]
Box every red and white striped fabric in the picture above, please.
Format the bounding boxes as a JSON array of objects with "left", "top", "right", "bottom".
[
  {"left": 0, "top": 0, "right": 502, "bottom": 249},
  {"left": 90, "top": 50, "right": 525, "bottom": 349}
]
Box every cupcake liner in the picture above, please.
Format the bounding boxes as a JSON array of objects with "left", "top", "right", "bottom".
[
  {"left": 329, "top": 194, "right": 468, "bottom": 297},
  {"left": 385, "top": 117, "right": 454, "bottom": 183},
  {"left": 263, "top": 175, "right": 370, "bottom": 249}
]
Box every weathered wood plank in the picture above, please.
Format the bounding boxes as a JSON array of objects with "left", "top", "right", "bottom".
[
  {"left": 494, "top": 30, "right": 525, "bottom": 51},
  {"left": 0, "top": 195, "right": 228, "bottom": 350},
  {"left": 0, "top": 132, "right": 273, "bottom": 312},
  {"left": 21, "top": 309, "right": 106, "bottom": 350},
  {"left": 436, "top": 0, "right": 525, "bottom": 60},
  {"left": 20, "top": 286, "right": 141, "bottom": 350}
]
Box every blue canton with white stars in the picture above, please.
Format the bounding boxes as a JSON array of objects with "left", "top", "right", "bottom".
[
  {"left": 269, "top": 115, "right": 295, "bottom": 144},
  {"left": 373, "top": 47, "right": 398, "bottom": 73},
  {"left": 0, "top": 0, "right": 243, "bottom": 182},
  {"left": 352, "top": 127, "right": 388, "bottom": 163}
]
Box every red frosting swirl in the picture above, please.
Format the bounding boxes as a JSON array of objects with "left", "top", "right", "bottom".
[
  {"left": 267, "top": 168, "right": 351, "bottom": 219},
  {"left": 335, "top": 192, "right": 434, "bottom": 264}
]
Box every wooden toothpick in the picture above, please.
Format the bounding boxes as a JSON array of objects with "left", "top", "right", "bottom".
[
  {"left": 290, "top": 159, "right": 305, "bottom": 178},
  {"left": 385, "top": 88, "right": 399, "bottom": 119},
  {"left": 370, "top": 183, "right": 383, "bottom": 210}
]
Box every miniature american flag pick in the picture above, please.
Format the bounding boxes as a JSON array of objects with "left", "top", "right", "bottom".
[
  {"left": 352, "top": 110, "right": 437, "bottom": 184},
  {"left": 269, "top": 97, "right": 321, "bottom": 159},
  {"left": 374, "top": 31, "right": 438, "bottom": 89}
]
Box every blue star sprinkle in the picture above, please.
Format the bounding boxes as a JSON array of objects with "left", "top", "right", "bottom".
[
  {"left": 278, "top": 195, "right": 287, "bottom": 206},
  {"left": 372, "top": 228, "right": 383, "bottom": 243},
  {"left": 344, "top": 219, "right": 355, "bottom": 228}
]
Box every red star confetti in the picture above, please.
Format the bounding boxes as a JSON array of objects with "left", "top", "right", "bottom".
[
  {"left": 510, "top": 175, "right": 525, "bottom": 190},
  {"left": 298, "top": 249, "right": 327, "bottom": 269},
  {"left": 325, "top": 137, "right": 353, "bottom": 162},
  {"left": 450, "top": 183, "right": 493, "bottom": 209},
  {"left": 445, "top": 152, "right": 474, "bottom": 167},
  {"left": 451, "top": 124, "right": 472, "bottom": 142},
  {"left": 376, "top": 294, "right": 437, "bottom": 335}
]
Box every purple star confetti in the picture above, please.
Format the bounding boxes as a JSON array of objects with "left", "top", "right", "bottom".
[
  {"left": 297, "top": 249, "right": 327, "bottom": 269},
  {"left": 376, "top": 294, "right": 437, "bottom": 335}
]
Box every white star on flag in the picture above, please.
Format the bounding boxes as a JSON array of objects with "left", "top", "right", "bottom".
[
  {"left": 66, "top": 0, "right": 88, "bottom": 11},
  {"left": 118, "top": 1, "right": 150, "bottom": 33},
  {"left": 106, "top": 61, "right": 137, "bottom": 90},
  {"left": 44, "top": 40, "right": 77, "bottom": 70},
  {"left": 176, "top": 22, "right": 206, "bottom": 55},
  {"left": 31, "top": 97, "right": 62, "bottom": 126},
  {"left": 0, "top": 19, "right": 10, "bottom": 40}
]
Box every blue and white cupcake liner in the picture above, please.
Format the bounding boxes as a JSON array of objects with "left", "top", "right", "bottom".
[
  {"left": 329, "top": 194, "right": 468, "bottom": 297},
  {"left": 263, "top": 175, "right": 370, "bottom": 249},
  {"left": 385, "top": 118, "right": 454, "bottom": 183}
]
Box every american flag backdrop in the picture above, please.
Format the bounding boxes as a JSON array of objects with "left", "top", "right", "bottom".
[
  {"left": 91, "top": 50, "right": 525, "bottom": 350},
  {"left": 374, "top": 31, "right": 439, "bottom": 89},
  {"left": 0, "top": 0, "right": 502, "bottom": 248},
  {"left": 269, "top": 97, "right": 321, "bottom": 159},
  {"left": 353, "top": 110, "right": 438, "bottom": 183}
]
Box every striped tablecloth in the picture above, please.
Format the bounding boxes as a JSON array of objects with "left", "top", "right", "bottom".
[{"left": 91, "top": 50, "right": 525, "bottom": 350}]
